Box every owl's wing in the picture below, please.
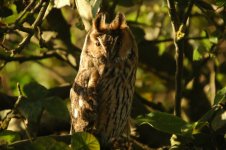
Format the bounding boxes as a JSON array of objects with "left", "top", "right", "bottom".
[{"left": 70, "top": 68, "right": 99, "bottom": 133}]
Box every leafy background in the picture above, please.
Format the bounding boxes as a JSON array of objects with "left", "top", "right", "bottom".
[{"left": 0, "top": 0, "right": 226, "bottom": 149}]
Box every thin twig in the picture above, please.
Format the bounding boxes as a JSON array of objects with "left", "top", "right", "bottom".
[
  {"left": 15, "top": 0, "right": 36, "bottom": 24},
  {"left": 0, "top": 50, "right": 77, "bottom": 69},
  {"left": 0, "top": 51, "right": 60, "bottom": 62},
  {"left": 12, "top": 34, "right": 33, "bottom": 54},
  {"left": 135, "top": 0, "right": 143, "bottom": 21},
  {"left": 0, "top": 83, "right": 24, "bottom": 130},
  {"left": 22, "top": 119, "right": 33, "bottom": 142},
  {"left": 12, "top": 0, "right": 50, "bottom": 54},
  {"left": 182, "top": 0, "right": 195, "bottom": 25},
  {"left": 30, "top": 0, "right": 45, "bottom": 14},
  {"left": 0, "top": 25, "right": 33, "bottom": 34},
  {"left": 32, "top": 1, "right": 49, "bottom": 28},
  {"left": 167, "top": 0, "right": 179, "bottom": 31},
  {"left": 16, "top": 83, "right": 33, "bottom": 142},
  {"left": 15, "top": 83, "right": 23, "bottom": 107}
]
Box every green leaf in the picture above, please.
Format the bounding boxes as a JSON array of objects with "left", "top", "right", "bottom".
[
  {"left": 193, "top": 47, "right": 203, "bottom": 61},
  {"left": 3, "top": 14, "right": 19, "bottom": 24},
  {"left": 23, "top": 82, "right": 48, "bottom": 100},
  {"left": 191, "top": 122, "right": 206, "bottom": 135},
  {"left": 18, "top": 99, "right": 43, "bottom": 123},
  {"left": 209, "top": 36, "right": 218, "bottom": 44},
  {"left": 2, "top": 4, "right": 18, "bottom": 24},
  {"left": 71, "top": 132, "right": 100, "bottom": 150},
  {"left": 34, "top": 137, "right": 70, "bottom": 150},
  {"left": 0, "top": 130, "right": 20, "bottom": 144},
  {"left": 214, "top": 86, "right": 226, "bottom": 105},
  {"left": 53, "top": 0, "right": 70, "bottom": 8},
  {"left": 199, "top": 106, "right": 220, "bottom": 122},
  {"left": 17, "top": 98, "right": 43, "bottom": 135},
  {"left": 43, "top": 97, "right": 70, "bottom": 122},
  {"left": 136, "top": 111, "right": 188, "bottom": 135}
]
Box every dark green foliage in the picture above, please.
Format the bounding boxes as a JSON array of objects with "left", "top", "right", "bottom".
[
  {"left": 0, "top": 0, "right": 226, "bottom": 149},
  {"left": 11, "top": 137, "right": 70, "bottom": 150},
  {"left": 137, "top": 111, "right": 187, "bottom": 135},
  {"left": 216, "top": 0, "right": 226, "bottom": 6},
  {"left": 136, "top": 89, "right": 226, "bottom": 148},
  {"left": 16, "top": 82, "right": 70, "bottom": 136}
]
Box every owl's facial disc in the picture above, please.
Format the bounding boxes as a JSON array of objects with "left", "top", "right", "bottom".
[{"left": 88, "top": 13, "right": 131, "bottom": 61}]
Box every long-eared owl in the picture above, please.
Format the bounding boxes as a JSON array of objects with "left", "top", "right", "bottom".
[{"left": 70, "top": 12, "right": 138, "bottom": 146}]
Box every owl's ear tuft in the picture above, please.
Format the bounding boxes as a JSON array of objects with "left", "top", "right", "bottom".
[
  {"left": 110, "top": 13, "right": 127, "bottom": 30},
  {"left": 93, "top": 13, "right": 107, "bottom": 31}
]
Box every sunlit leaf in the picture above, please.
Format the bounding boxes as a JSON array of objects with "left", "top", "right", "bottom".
[
  {"left": 43, "top": 97, "right": 70, "bottom": 122},
  {"left": 157, "top": 36, "right": 167, "bottom": 55},
  {"left": 2, "top": 4, "right": 18, "bottom": 24},
  {"left": 136, "top": 111, "right": 188, "bottom": 135},
  {"left": 71, "top": 132, "right": 100, "bottom": 150},
  {"left": 53, "top": 0, "right": 70, "bottom": 8},
  {"left": 2, "top": 14, "right": 19, "bottom": 24},
  {"left": 0, "top": 130, "right": 20, "bottom": 144},
  {"left": 214, "top": 86, "right": 226, "bottom": 105},
  {"left": 193, "top": 48, "right": 203, "bottom": 61},
  {"left": 209, "top": 37, "right": 218, "bottom": 44}
]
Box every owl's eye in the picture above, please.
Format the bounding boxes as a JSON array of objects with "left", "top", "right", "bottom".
[{"left": 96, "top": 41, "right": 101, "bottom": 47}]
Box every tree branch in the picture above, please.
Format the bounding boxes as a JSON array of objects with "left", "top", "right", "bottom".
[
  {"left": 12, "top": 0, "right": 50, "bottom": 54},
  {"left": 167, "top": 0, "right": 179, "bottom": 31},
  {"left": 0, "top": 49, "right": 78, "bottom": 70},
  {"left": 15, "top": 0, "right": 36, "bottom": 24},
  {"left": 0, "top": 51, "right": 59, "bottom": 63},
  {"left": 167, "top": 0, "right": 194, "bottom": 117}
]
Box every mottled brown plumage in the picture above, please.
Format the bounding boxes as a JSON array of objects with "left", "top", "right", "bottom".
[{"left": 70, "top": 13, "right": 138, "bottom": 146}]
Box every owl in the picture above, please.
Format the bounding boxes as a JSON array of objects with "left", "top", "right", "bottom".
[{"left": 70, "top": 12, "right": 138, "bottom": 147}]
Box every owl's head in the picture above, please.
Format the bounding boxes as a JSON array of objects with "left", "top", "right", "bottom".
[{"left": 84, "top": 13, "right": 137, "bottom": 62}]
